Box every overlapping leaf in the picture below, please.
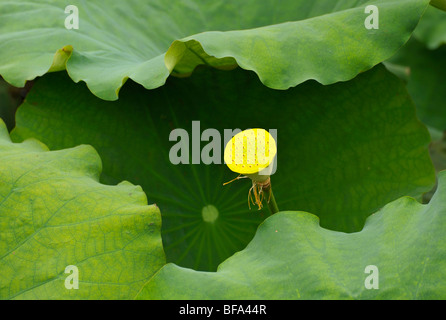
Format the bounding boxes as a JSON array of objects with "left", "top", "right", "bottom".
[
  {"left": 0, "top": 0, "right": 430, "bottom": 100},
  {"left": 386, "top": 4, "right": 446, "bottom": 133},
  {"left": 389, "top": 38, "right": 446, "bottom": 132},
  {"left": 138, "top": 171, "right": 446, "bottom": 300},
  {"left": 0, "top": 120, "right": 165, "bottom": 299},
  {"left": 11, "top": 65, "right": 435, "bottom": 271},
  {"left": 414, "top": 5, "right": 446, "bottom": 49}
]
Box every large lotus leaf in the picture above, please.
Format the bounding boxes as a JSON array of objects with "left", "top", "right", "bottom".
[
  {"left": 138, "top": 171, "right": 446, "bottom": 300},
  {"left": 0, "top": 0, "right": 430, "bottom": 100},
  {"left": 389, "top": 38, "right": 446, "bottom": 131},
  {"left": 414, "top": 5, "right": 446, "bottom": 49},
  {"left": 0, "top": 120, "right": 165, "bottom": 300},
  {"left": 11, "top": 65, "right": 435, "bottom": 271}
]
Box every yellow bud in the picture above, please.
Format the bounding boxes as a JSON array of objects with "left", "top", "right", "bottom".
[{"left": 224, "top": 128, "right": 277, "bottom": 176}]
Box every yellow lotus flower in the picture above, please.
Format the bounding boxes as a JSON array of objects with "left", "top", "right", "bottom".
[
  {"left": 224, "top": 128, "right": 277, "bottom": 181},
  {"left": 224, "top": 129, "right": 278, "bottom": 212}
]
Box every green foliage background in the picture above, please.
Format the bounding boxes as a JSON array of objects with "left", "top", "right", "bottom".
[{"left": 0, "top": 0, "right": 445, "bottom": 299}]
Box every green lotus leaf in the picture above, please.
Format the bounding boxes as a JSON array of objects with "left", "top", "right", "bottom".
[
  {"left": 431, "top": 0, "right": 446, "bottom": 11},
  {"left": 414, "top": 5, "right": 446, "bottom": 49},
  {"left": 389, "top": 38, "right": 446, "bottom": 131},
  {"left": 138, "top": 170, "right": 446, "bottom": 300},
  {"left": 0, "top": 0, "right": 430, "bottom": 100},
  {"left": 0, "top": 120, "right": 165, "bottom": 299},
  {"left": 11, "top": 64, "right": 435, "bottom": 271}
]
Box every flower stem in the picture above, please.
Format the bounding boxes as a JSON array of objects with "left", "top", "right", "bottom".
[{"left": 263, "top": 184, "right": 279, "bottom": 215}]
